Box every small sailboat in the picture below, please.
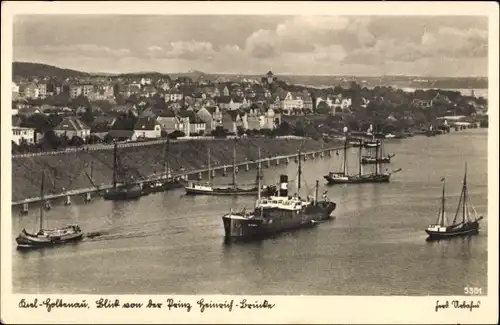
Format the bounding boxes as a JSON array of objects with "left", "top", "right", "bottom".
[
  {"left": 185, "top": 147, "right": 276, "bottom": 196},
  {"left": 142, "top": 139, "right": 186, "bottom": 195},
  {"left": 361, "top": 140, "right": 395, "bottom": 164},
  {"left": 16, "top": 172, "right": 84, "bottom": 249},
  {"left": 103, "top": 141, "right": 143, "bottom": 201},
  {"left": 425, "top": 165, "right": 483, "bottom": 240}
]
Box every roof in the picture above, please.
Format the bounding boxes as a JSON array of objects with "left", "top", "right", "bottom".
[
  {"left": 134, "top": 116, "right": 160, "bottom": 130},
  {"left": 217, "top": 96, "right": 231, "bottom": 104},
  {"left": 54, "top": 117, "right": 90, "bottom": 132}
]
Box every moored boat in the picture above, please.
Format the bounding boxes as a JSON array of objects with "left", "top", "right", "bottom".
[
  {"left": 185, "top": 146, "right": 277, "bottom": 196},
  {"left": 222, "top": 149, "right": 336, "bottom": 241},
  {"left": 425, "top": 165, "right": 483, "bottom": 240},
  {"left": 103, "top": 141, "right": 143, "bottom": 201},
  {"left": 16, "top": 172, "right": 84, "bottom": 249},
  {"left": 361, "top": 140, "right": 395, "bottom": 165}
]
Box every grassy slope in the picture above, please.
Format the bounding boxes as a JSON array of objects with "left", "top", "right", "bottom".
[{"left": 12, "top": 138, "right": 339, "bottom": 201}]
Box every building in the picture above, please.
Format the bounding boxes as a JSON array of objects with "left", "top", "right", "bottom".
[
  {"left": 12, "top": 127, "right": 36, "bottom": 145},
  {"left": 133, "top": 116, "right": 162, "bottom": 139},
  {"left": 280, "top": 92, "right": 304, "bottom": 115},
  {"left": 19, "top": 83, "right": 38, "bottom": 99},
  {"left": 168, "top": 87, "right": 183, "bottom": 102},
  {"left": 12, "top": 82, "right": 19, "bottom": 94},
  {"left": 53, "top": 117, "right": 91, "bottom": 139},
  {"left": 37, "top": 83, "right": 47, "bottom": 98}
]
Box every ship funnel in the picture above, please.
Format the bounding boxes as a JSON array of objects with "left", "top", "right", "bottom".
[{"left": 279, "top": 174, "right": 288, "bottom": 197}]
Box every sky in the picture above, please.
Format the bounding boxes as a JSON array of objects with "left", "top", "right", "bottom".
[{"left": 13, "top": 15, "right": 488, "bottom": 77}]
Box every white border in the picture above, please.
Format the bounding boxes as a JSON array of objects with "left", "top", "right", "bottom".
[{"left": 2, "top": 1, "right": 498, "bottom": 324}]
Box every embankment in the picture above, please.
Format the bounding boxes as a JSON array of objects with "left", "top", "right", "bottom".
[{"left": 12, "top": 137, "right": 339, "bottom": 202}]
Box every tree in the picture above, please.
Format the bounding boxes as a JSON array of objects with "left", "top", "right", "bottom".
[
  {"left": 86, "top": 134, "right": 101, "bottom": 144},
  {"left": 43, "top": 130, "right": 62, "bottom": 149},
  {"left": 69, "top": 136, "right": 85, "bottom": 147},
  {"left": 81, "top": 107, "right": 95, "bottom": 124}
]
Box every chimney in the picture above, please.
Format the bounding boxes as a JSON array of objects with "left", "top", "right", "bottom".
[{"left": 278, "top": 174, "right": 288, "bottom": 197}]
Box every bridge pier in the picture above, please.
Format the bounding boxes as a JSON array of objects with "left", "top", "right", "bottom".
[
  {"left": 64, "top": 195, "right": 71, "bottom": 206},
  {"left": 84, "top": 192, "right": 92, "bottom": 203},
  {"left": 211, "top": 169, "right": 216, "bottom": 178},
  {"left": 21, "top": 203, "right": 29, "bottom": 214},
  {"left": 245, "top": 163, "right": 249, "bottom": 172},
  {"left": 223, "top": 167, "right": 227, "bottom": 176},
  {"left": 266, "top": 159, "right": 271, "bottom": 168},
  {"left": 234, "top": 166, "right": 239, "bottom": 173},
  {"left": 328, "top": 150, "right": 332, "bottom": 157},
  {"left": 198, "top": 172, "right": 203, "bottom": 180},
  {"left": 320, "top": 151, "right": 324, "bottom": 158},
  {"left": 275, "top": 158, "right": 279, "bottom": 166},
  {"left": 285, "top": 157, "right": 289, "bottom": 165}
]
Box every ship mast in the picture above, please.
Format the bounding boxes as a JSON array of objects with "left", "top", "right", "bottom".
[
  {"left": 256, "top": 147, "right": 262, "bottom": 208},
  {"left": 162, "top": 138, "right": 170, "bottom": 180},
  {"left": 375, "top": 140, "right": 379, "bottom": 175},
  {"left": 207, "top": 148, "right": 212, "bottom": 185},
  {"left": 440, "top": 177, "right": 446, "bottom": 225},
  {"left": 232, "top": 146, "right": 236, "bottom": 187},
  {"left": 463, "top": 163, "right": 467, "bottom": 223},
  {"left": 39, "top": 171, "right": 45, "bottom": 232},
  {"left": 297, "top": 150, "right": 302, "bottom": 196},
  {"left": 358, "top": 140, "right": 363, "bottom": 176},
  {"left": 343, "top": 138, "right": 348, "bottom": 176},
  {"left": 315, "top": 180, "right": 319, "bottom": 203},
  {"left": 112, "top": 141, "right": 118, "bottom": 189}
]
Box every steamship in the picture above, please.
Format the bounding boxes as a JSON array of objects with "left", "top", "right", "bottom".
[{"left": 222, "top": 150, "right": 337, "bottom": 241}]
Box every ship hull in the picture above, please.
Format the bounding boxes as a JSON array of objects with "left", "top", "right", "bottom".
[
  {"left": 361, "top": 157, "right": 392, "bottom": 164},
  {"left": 103, "top": 186, "right": 143, "bottom": 201},
  {"left": 185, "top": 185, "right": 276, "bottom": 197},
  {"left": 16, "top": 229, "right": 84, "bottom": 249},
  {"left": 142, "top": 179, "right": 186, "bottom": 195},
  {"left": 324, "top": 173, "right": 390, "bottom": 184},
  {"left": 222, "top": 201, "right": 336, "bottom": 240},
  {"left": 425, "top": 221, "right": 480, "bottom": 240}
]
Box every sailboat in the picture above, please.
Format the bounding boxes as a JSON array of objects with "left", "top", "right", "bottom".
[
  {"left": 425, "top": 165, "right": 483, "bottom": 239},
  {"left": 361, "top": 139, "right": 395, "bottom": 164},
  {"left": 142, "top": 139, "right": 186, "bottom": 195},
  {"left": 184, "top": 147, "right": 277, "bottom": 196},
  {"left": 324, "top": 138, "right": 401, "bottom": 184},
  {"left": 16, "top": 172, "right": 84, "bottom": 249},
  {"left": 103, "top": 141, "right": 143, "bottom": 201},
  {"left": 222, "top": 149, "right": 336, "bottom": 240}
]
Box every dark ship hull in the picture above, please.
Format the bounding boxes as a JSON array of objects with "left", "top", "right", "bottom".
[
  {"left": 142, "top": 179, "right": 186, "bottom": 195},
  {"left": 185, "top": 185, "right": 277, "bottom": 196},
  {"left": 103, "top": 185, "right": 143, "bottom": 201},
  {"left": 222, "top": 201, "right": 336, "bottom": 241},
  {"left": 324, "top": 173, "right": 390, "bottom": 184},
  {"left": 425, "top": 220, "right": 481, "bottom": 240},
  {"left": 16, "top": 227, "right": 84, "bottom": 249}
]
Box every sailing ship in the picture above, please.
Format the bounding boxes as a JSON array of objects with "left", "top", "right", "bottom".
[
  {"left": 142, "top": 139, "right": 186, "bottom": 195},
  {"left": 324, "top": 138, "right": 401, "bottom": 184},
  {"left": 16, "top": 172, "right": 84, "bottom": 249},
  {"left": 361, "top": 139, "right": 395, "bottom": 164},
  {"left": 364, "top": 134, "right": 380, "bottom": 148},
  {"left": 425, "top": 165, "right": 483, "bottom": 240},
  {"left": 221, "top": 149, "right": 337, "bottom": 241},
  {"left": 103, "top": 141, "right": 143, "bottom": 201},
  {"left": 185, "top": 147, "right": 277, "bottom": 196}
]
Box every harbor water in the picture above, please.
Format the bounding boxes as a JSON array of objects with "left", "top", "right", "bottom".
[{"left": 11, "top": 129, "right": 488, "bottom": 295}]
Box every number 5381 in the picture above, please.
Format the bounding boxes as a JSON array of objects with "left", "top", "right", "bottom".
[{"left": 464, "top": 287, "right": 482, "bottom": 295}]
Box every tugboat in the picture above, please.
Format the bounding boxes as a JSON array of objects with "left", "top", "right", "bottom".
[
  {"left": 222, "top": 149, "right": 336, "bottom": 241},
  {"left": 425, "top": 164, "right": 483, "bottom": 240},
  {"left": 185, "top": 147, "right": 277, "bottom": 196},
  {"left": 142, "top": 139, "right": 186, "bottom": 195},
  {"left": 16, "top": 172, "right": 84, "bottom": 249},
  {"left": 324, "top": 138, "right": 401, "bottom": 184},
  {"left": 103, "top": 141, "right": 143, "bottom": 201},
  {"left": 361, "top": 140, "right": 395, "bottom": 164}
]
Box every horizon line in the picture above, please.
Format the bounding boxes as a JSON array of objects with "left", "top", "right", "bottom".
[{"left": 12, "top": 61, "right": 489, "bottom": 79}]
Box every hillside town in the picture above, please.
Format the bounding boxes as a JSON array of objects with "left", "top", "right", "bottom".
[{"left": 11, "top": 69, "right": 489, "bottom": 154}]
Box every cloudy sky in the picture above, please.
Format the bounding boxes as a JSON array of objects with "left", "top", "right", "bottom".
[{"left": 13, "top": 15, "right": 488, "bottom": 76}]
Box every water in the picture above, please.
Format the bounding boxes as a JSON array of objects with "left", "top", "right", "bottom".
[{"left": 11, "top": 129, "right": 488, "bottom": 295}]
